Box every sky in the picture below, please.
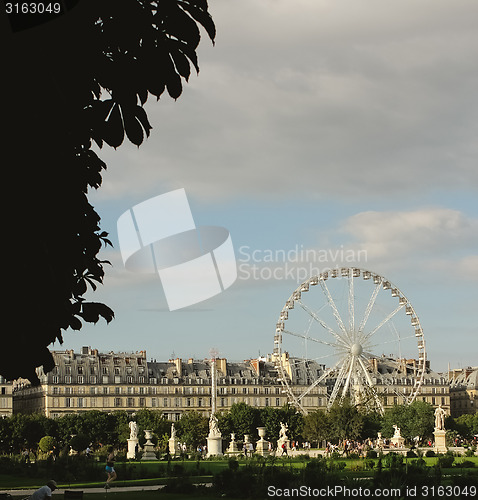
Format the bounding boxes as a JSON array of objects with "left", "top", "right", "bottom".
[{"left": 53, "top": 0, "right": 478, "bottom": 373}]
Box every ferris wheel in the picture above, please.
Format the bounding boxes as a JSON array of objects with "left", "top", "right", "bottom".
[{"left": 274, "top": 267, "right": 426, "bottom": 414}]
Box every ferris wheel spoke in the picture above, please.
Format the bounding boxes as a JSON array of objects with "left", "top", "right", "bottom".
[
  {"left": 319, "top": 280, "right": 349, "bottom": 340},
  {"left": 348, "top": 274, "right": 355, "bottom": 335},
  {"left": 328, "top": 356, "right": 351, "bottom": 408},
  {"left": 297, "top": 359, "right": 343, "bottom": 400},
  {"left": 297, "top": 300, "right": 349, "bottom": 348},
  {"left": 356, "top": 356, "right": 384, "bottom": 413},
  {"left": 283, "top": 329, "right": 342, "bottom": 350},
  {"left": 357, "top": 280, "right": 382, "bottom": 335},
  {"left": 362, "top": 303, "right": 405, "bottom": 343},
  {"left": 341, "top": 357, "right": 356, "bottom": 399},
  {"left": 365, "top": 334, "right": 416, "bottom": 351}
]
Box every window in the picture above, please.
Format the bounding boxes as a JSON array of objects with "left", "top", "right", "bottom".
[
  {"left": 77, "top": 398, "right": 84, "bottom": 408},
  {"left": 163, "top": 398, "right": 168, "bottom": 407},
  {"left": 65, "top": 397, "right": 72, "bottom": 408},
  {"left": 114, "top": 398, "right": 122, "bottom": 407},
  {"left": 151, "top": 398, "right": 157, "bottom": 407},
  {"left": 276, "top": 398, "right": 280, "bottom": 406},
  {"left": 265, "top": 398, "right": 270, "bottom": 407},
  {"left": 77, "top": 376, "right": 84, "bottom": 384},
  {"left": 77, "top": 366, "right": 83, "bottom": 375},
  {"left": 127, "top": 398, "right": 135, "bottom": 407},
  {"left": 139, "top": 397, "right": 145, "bottom": 407}
]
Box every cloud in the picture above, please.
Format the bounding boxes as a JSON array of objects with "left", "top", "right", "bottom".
[
  {"left": 340, "top": 207, "right": 478, "bottom": 274},
  {"left": 92, "top": 0, "right": 478, "bottom": 203}
]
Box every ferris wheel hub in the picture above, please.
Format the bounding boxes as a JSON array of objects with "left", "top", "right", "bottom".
[{"left": 350, "top": 343, "right": 363, "bottom": 356}]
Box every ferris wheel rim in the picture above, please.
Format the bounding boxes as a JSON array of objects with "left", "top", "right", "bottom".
[{"left": 274, "top": 267, "right": 427, "bottom": 415}]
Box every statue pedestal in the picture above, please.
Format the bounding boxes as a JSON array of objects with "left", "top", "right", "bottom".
[
  {"left": 168, "top": 437, "right": 180, "bottom": 456},
  {"left": 226, "top": 437, "right": 241, "bottom": 456},
  {"left": 141, "top": 430, "right": 157, "bottom": 460},
  {"left": 390, "top": 436, "right": 405, "bottom": 448},
  {"left": 433, "top": 429, "right": 447, "bottom": 454},
  {"left": 207, "top": 435, "right": 223, "bottom": 457},
  {"left": 277, "top": 438, "right": 290, "bottom": 454},
  {"left": 256, "top": 427, "right": 270, "bottom": 456},
  {"left": 127, "top": 438, "right": 139, "bottom": 459}
]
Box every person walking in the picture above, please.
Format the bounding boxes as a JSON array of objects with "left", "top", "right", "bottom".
[
  {"left": 30, "top": 480, "right": 57, "bottom": 499},
  {"left": 104, "top": 447, "right": 117, "bottom": 489}
]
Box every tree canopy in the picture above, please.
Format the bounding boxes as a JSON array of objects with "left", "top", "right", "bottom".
[{"left": 2, "top": 1, "right": 215, "bottom": 383}]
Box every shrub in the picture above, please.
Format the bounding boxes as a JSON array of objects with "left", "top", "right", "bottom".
[
  {"left": 365, "top": 459, "right": 375, "bottom": 470},
  {"left": 437, "top": 454, "right": 454, "bottom": 468},
  {"left": 455, "top": 460, "right": 475, "bottom": 468},
  {"left": 383, "top": 453, "right": 403, "bottom": 469},
  {"left": 228, "top": 457, "right": 239, "bottom": 471},
  {"left": 39, "top": 436, "right": 56, "bottom": 454},
  {"left": 406, "top": 450, "right": 418, "bottom": 458},
  {"left": 425, "top": 450, "right": 435, "bottom": 457},
  {"left": 366, "top": 449, "right": 378, "bottom": 459}
]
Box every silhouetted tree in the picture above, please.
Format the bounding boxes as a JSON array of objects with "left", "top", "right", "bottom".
[{"left": 2, "top": 1, "right": 215, "bottom": 383}]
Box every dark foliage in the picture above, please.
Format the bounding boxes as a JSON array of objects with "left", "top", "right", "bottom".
[{"left": 2, "top": 1, "right": 215, "bottom": 382}]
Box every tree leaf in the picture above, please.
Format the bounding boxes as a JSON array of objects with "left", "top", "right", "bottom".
[
  {"left": 123, "top": 105, "right": 144, "bottom": 146},
  {"left": 102, "top": 102, "right": 124, "bottom": 148}
]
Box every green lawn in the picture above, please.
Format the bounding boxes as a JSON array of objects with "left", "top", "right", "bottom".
[
  {"left": 8, "top": 493, "right": 214, "bottom": 500},
  {"left": 1, "top": 456, "right": 477, "bottom": 493}
]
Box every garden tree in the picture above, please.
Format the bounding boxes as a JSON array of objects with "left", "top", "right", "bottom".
[
  {"left": 38, "top": 435, "right": 57, "bottom": 454},
  {"left": 0, "top": 416, "right": 13, "bottom": 454},
  {"left": 302, "top": 409, "right": 331, "bottom": 445},
  {"left": 359, "top": 409, "right": 382, "bottom": 441},
  {"left": 328, "top": 399, "right": 364, "bottom": 442},
  {"left": 109, "top": 411, "right": 130, "bottom": 446},
  {"left": 133, "top": 409, "right": 170, "bottom": 446},
  {"left": 381, "top": 401, "right": 434, "bottom": 441},
  {"left": 73, "top": 410, "right": 111, "bottom": 446},
  {"left": 259, "top": 404, "right": 303, "bottom": 443},
  {"left": 56, "top": 413, "right": 82, "bottom": 445},
  {"left": 447, "top": 411, "right": 478, "bottom": 439},
  {"left": 2, "top": 1, "right": 215, "bottom": 383},
  {"left": 69, "top": 433, "right": 91, "bottom": 453},
  {"left": 217, "top": 402, "right": 259, "bottom": 440},
  {"left": 176, "top": 410, "right": 208, "bottom": 449}
]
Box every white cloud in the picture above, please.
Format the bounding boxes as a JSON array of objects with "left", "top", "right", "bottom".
[
  {"left": 91, "top": 0, "right": 478, "bottom": 203},
  {"left": 340, "top": 208, "right": 478, "bottom": 274}
]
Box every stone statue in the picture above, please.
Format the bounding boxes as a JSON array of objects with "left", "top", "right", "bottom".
[
  {"left": 434, "top": 405, "right": 446, "bottom": 431},
  {"left": 129, "top": 420, "right": 138, "bottom": 440},
  {"left": 279, "top": 422, "right": 288, "bottom": 440},
  {"left": 171, "top": 423, "right": 176, "bottom": 439},
  {"left": 392, "top": 425, "right": 401, "bottom": 438},
  {"left": 208, "top": 414, "right": 221, "bottom": 438}
]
